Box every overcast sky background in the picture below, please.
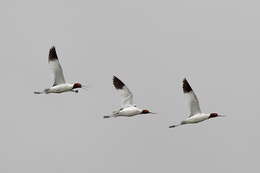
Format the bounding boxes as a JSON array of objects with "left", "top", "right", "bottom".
[{"left": 1, "top": 0, "right": 260, "bottom": 172}]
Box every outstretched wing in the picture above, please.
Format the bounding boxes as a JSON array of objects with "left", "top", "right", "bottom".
[
  {"left": 183, "top": 78, "right": 201, "bottom": 116},
  {"left": 48, "top": 46, "right": 66, "bottom": 86},
  {"left": 113, "top": 76, "right": 133, "bottom": 107}
]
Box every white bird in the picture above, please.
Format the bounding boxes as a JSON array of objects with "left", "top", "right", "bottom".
[
  {"left": 169, "top": 78, "right": 225, "bottom": 128},
  {"left": 103, "top": 76, "right": 156, "bottom": 118},
  {"left": 34, "top": 46, "right": 85, "bottom": 94}
]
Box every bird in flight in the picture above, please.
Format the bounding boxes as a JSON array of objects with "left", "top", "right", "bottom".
[
  {"left": 169, "top": 78, "right": 225, "bottom": 128},
  {"left": 34, "top": 46, "right": 86, "bottom": 94},
  {"left": 103, "top": 76, "right": 156, "bottom": 118}
]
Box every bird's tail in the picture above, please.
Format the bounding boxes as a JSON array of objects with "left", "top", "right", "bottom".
[
  {"left": 34, "top": 89, "right": 49, "bottom": 94},
  {"left": 103, "top": 114, "right": 117, "bottom": 119},
  {"left": 103, "top": 115, "right": 112, "bottom": 118},
  {"left": 34, "top": 91, "right": 44, "bottom": 94},
  {"left": 169, "top": 124, "right": 181, "bottom": 128}
]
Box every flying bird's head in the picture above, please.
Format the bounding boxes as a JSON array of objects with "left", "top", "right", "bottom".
[
  {"left": 209, "top": 113, "right": 225, "bottom": 119},
  {"left": 73, "top": 83, "right": 82, "bottom": 89},
  {"left": 141, "top": 109, "right": 156, "bottom": 114}
]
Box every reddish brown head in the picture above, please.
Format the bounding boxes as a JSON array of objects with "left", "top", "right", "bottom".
[
  {"left": 209, "top": 113, "right": 221, "bottom": 119},
  {"left": 141, "top": 110, "right": 150, "bottom": 114},
  {"left": 141, "top": 109, "right": 156, "bottom": 114},
  {"left": 73, "top": 83, "right": 82, "bottom": 89}
]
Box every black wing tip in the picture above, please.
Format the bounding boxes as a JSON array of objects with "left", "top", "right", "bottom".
[
  {"left": 113, "top": 75, "right": 125, "bottom": 89},
  {"left": 49, "top": 46, "right": 58, "bottom": 61},
  {"left": 113, "top": 75, "right": 118, "bottom": 80},
  {"left": 183, "top": 78, "right": 193, "bottom": 93}
]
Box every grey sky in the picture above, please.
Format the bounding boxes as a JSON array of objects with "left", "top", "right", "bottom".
[{"left": 1, "top": 0, "right": 259, "bottom": 172}]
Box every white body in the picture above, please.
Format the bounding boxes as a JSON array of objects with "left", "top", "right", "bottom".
[
  {"left": 45, "top": 83, "right": 74, "bottom": 94},
  {"left": 35, "top": 47, "right": 82, "bottom": 94},
  {"left": 113, "top": 106, "right": 142, "bottom": 117},
  {"left": 182, "top": 113, "right": 210, "bottom": 124},
  {"left": 104, "top": 76, "right": 154, "bottom": 119},
  {"left": 170, "top": 79, "right": 216, "bottom": 128},
  {"left": 106, "top": 76, "right": 142, "bottom": 118}
]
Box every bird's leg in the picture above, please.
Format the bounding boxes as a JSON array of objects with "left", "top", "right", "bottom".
[{"left": 72, "top": 90, "right": 79, "bottom": 93}]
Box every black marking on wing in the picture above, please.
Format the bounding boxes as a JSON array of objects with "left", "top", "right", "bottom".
[
  {"left": 113, "top": 76, "right": 125, "bottom": 89},
  {"left": 183, "top": 78, "right": 193, "bottom": 93},
  {"left": 49, "top": 46, "right": 58, "bottom": 61}
]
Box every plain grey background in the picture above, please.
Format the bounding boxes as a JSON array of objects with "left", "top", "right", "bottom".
[{"left": 1, "top": 0, "right": 259, "bottom": 172}]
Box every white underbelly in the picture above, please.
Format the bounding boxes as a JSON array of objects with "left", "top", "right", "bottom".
[
  {"left": 183, "top": 114, "right": 208, "bottom": 124},
  {"left": 47, "top": 84, "right": 73, "bottom": 93},
  {"left": 118, "top": 107, "right": 141, "bottom": 116}
]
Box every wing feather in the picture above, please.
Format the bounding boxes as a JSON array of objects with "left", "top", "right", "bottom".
[
  {"left": 183, "top": 78, "right": 201, "bottom": 116},
  {"left": 48, "top": 47, "right": 66, "bottom": 86},
  {"left": 113, "top": 76, "right": 133, "bottom": 107}
]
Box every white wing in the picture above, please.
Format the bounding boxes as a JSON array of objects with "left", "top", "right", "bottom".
[
  {"left": 113, "top": 76, "right": 133, "bottom": 107},
  {"left": 183, "top": 78, "right": 201, "bottom": 116},
  {"left": 48, "top": 47, "right": 66, "bottom": 86}
]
